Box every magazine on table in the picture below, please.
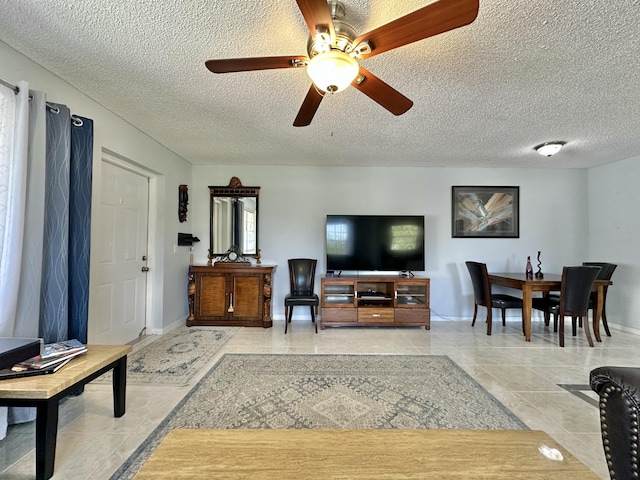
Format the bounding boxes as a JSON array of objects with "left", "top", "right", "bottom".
[
  {"left": 11, "top": 341, "right": 87, "bottom": 371},
  {"left": 41, "top": 339, "right": 86, "bottom": 358}
]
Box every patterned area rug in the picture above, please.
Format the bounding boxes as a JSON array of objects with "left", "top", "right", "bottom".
[
  {"left": 111, "top": 354, "right": 526, "bottom": 479},
  {"left": 95, "top": 326, "right": 238, "bottom": 386}
]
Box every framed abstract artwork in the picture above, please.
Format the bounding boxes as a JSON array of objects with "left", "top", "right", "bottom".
[{"left": 451, "top": 186, "right": 519, "bottom": 238}]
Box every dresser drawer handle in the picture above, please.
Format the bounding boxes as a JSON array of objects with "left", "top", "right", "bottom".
[{"left": 372, "top": 313, "right": 380, "bottom": 317}]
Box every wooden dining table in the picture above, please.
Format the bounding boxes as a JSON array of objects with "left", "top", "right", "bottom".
[{"left": 488, "top": 272, "right": 611, "bottom": 342}]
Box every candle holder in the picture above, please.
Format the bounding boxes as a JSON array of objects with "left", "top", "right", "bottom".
[{"left": 535, "top": 251, "right": 544, "bottom": 279}]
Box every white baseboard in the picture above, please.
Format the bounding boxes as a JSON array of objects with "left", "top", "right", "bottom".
[
  {"left": 148, "top": 316, "right": 187, "bottom": 335},
  {"left": 607, "top": 321, "right": 640, "bottom": 336}
]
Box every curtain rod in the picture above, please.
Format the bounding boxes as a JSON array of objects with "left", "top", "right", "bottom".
[
  {"left": 0, "top": 77, "right": 83, "bottom": 124},
  {"left": 0, "top": 78, "right": 43, "bottom": 105},
  {"left": 0, "top": 78, "right": 19, "bottom": 94}
]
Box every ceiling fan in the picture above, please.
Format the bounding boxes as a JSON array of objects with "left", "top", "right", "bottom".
[{"left": 205, "top": 0, "right": 479, "bottom": 127}]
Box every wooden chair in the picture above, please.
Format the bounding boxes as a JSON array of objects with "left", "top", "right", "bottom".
[
  {"left": 532, "top": 265, "right": 601, "bottom": 347},
  {"left": 284, "top": 258, "right": 319, "bottom": 334},
  {"left": 465, "top": 261, "right": 523, "bottom": 335}
]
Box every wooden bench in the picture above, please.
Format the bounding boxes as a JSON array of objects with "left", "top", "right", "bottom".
[{"left": 0, "top": 344, "right": 132, "bottom": 480}]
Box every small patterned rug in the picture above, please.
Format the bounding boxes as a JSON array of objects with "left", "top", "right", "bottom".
[
  {"left": 111, "top": 354, "right": 526, "bottom": 479},
  {"left": 95, "top": 326, "right": 238, "bottom": 386}
]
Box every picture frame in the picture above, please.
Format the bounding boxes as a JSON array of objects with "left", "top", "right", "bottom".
[{"left": 451, "top": 186, "right": 519, "bottom": 238}]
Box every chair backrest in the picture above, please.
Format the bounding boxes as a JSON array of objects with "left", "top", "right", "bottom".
[
  {"left": 559, "top": 265, "right": 601, "bottom": 316},
  {"left": 465, "top": 261, "right": 491, "bottom": 307},
  {"left": 288, "top": 258, "right": 317, "bottom": 295},
  {"left": 582, "top": 262, "right": 617, "bottom": 281}
]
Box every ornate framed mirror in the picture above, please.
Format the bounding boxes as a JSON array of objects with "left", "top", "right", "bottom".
[{"left": 208, "top": 177, "right": 260, "bottom": 264}]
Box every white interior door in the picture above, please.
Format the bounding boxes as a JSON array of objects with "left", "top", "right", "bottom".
[{"left": 90, "top": 160, "right": 149, "bottom": 344}]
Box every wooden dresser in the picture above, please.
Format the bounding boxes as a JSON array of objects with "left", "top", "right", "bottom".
[{"left": 187, "top": 264, "right": 275, "bottom": 328}]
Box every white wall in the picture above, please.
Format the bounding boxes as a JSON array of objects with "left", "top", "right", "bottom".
[
  {"left": 191, "top": 165, "right": 589, "bottom": 320},
  {"left": 6, "top": 36, "right": 636, "bottom": 333},
  {"left": 1, "top": 41, "right": 192, "bottom": 335},
  {"left": 588, "top": 156, "right": 640, "bottom": 332}
]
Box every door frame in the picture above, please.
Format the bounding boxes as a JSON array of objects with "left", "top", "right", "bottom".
[{"left": 89, "top": 149, "right": 163, "bottom": 341}]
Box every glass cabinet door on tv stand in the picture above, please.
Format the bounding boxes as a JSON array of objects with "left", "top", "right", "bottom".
[
  {"left": 322, "top": 282, "right": 355, "bottom": 307},
  {"left": 396, "top": 281, "right": 429, "bottom": 307}
]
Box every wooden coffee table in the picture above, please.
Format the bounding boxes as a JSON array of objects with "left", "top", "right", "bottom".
[
  {"left": 133, "top": 429, "right": 598, "bottom": 479},
  {"left": 0, "top": 344, "right": 132, "bottom": 480}
]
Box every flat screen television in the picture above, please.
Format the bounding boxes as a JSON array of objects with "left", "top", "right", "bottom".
[{"left": 325, "top": 215, "right": 425, "bottom": 273}]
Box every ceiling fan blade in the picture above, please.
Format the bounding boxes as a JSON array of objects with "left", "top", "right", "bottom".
[
  {"left": 296, "top": 0, "right": 335, "bottom": 42},
  {"left": 293, "top": 85, "right": 325, "bottom": 127},
  {"left": 352, "top": 0, "right": 479, "bottom": 59},
  {"left": 205, "top": 56, "right": 308, "bottom": 73},
  {"left": 351, "top": 67, "right": 413, "bottom": 116}
]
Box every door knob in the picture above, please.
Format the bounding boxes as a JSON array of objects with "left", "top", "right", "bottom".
[{"left": 141, "top": 266, "right": 150, "bottom": 272}]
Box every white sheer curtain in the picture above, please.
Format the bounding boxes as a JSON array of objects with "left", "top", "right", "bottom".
[
  {"left": 0, "top": 81, "right": 29, "bottom": 334},
  {"left": 0, "top": 80, "right": 43, "bottom": 439}
]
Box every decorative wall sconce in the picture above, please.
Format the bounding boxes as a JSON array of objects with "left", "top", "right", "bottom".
[{"left": 179, "top": 184, "right": 188, "bottom": 222}]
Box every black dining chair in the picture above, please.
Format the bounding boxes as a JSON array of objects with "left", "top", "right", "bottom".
[
  {"left": 284, "top": 258, "right": 319, "bottom": 334},
  {"left": 465, "top": 261, "right": 523, "bottom": 335},
  {"left": 548, "top": 262, "right": 617, "bottom": 338},
  {"left": 532, "top": 265, "right": 601, "bottom": 347},
  {"left": 583, "top": 262, "right": 617, "bottom": 337}
]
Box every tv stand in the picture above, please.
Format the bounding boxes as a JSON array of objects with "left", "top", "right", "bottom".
[{"left": 320, "top": 275, "right": 430, "bottom": 330}]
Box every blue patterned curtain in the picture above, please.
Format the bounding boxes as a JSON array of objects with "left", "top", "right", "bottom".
[
  {"left": 68, "top": 115, "right": 93, "bottom": 343},
  {"left": 40, "top": 103, "right": 93, "bottom": 343}
]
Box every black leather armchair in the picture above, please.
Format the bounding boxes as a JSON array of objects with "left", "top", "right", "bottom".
[{"left": 590, "top": 366, "right": 640, "bottom": 479}]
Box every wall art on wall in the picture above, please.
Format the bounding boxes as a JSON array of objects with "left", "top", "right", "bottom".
[
  {"left": 451, "top": 186, "right": 519, "bottom": 238},
  {"left": 179, "top": 184, "right": 188, "bottom": 222}
]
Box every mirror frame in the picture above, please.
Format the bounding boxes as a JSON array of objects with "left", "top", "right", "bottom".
[{"left": 208, "top": 177, "right": 260, "bottom": 265}]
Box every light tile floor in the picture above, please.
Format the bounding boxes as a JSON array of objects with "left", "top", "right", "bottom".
[{"left": 2, "top": 318, "right": 639, "bottom": 479}]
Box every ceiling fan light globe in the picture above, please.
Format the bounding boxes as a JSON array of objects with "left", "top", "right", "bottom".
[{"left": 307, "top": 50, "right": 359, "bottom": 93}]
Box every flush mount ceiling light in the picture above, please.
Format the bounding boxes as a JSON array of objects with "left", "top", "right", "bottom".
[{"left": 535, "top": 141, "right": 566, "bottom": 157}]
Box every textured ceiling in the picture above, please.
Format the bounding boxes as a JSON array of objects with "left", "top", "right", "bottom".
[{"left": 1, "top": 0, "right": 639, "bottom": 168}]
